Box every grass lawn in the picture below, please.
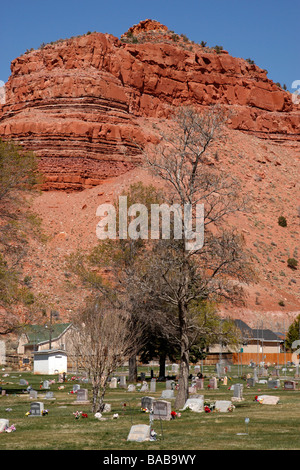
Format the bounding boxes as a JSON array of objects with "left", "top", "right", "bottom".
[{"left": 0, "top": 365, "right": 299, "bottom": 451}]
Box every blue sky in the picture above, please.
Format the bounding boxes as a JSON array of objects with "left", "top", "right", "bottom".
[{"left": 0, "top": 0, "right": 299, "bottom": 91}]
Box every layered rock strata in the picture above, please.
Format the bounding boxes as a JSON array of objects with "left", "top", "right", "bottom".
[{"left": 0, "top": 20, "right": 299, "bottom": 189}]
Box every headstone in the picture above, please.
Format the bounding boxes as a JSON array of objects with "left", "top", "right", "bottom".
[
  {"left": 109, "top": 378, "right": 117, "bottom": 389},
  {"left": 102, "top": 404, "right": 111, "bottom": 412},
  {"left": 43, "top": 380, "right": 50, "bottom": 390},
  {"left": 45, "top": 391, "right": 54, "bottom": 400},
  {"left": 160, "top": 390, "right": 174, "bottom": 399},
  {"left": 0, "top": 419, "right": 9, "bottom": 432},
  {"left": 247, "top": 378, "right": 255, "bottom": 387},
  {"left": 254, "top": 368, "right": 258, "bottom": 382},
  {"left": 140, "top": 382, "right": 149, "bottom": 393},
  {"left": 233, "top": 383, "right": 243, "bottom": 399},
  {"left": 189, "top": 385, "right": 197, "bottom": 394},
  {"left": 127, "top": 384, "right": 136, "bottom": 392},
  {"left": 272, "top": 368, "right": 280, "bottom": 377},
  {"left": 29, "top": 390, "right": 38, "bottom": 400},
  {"left": 215, "top": 400, "right": 233, "bottom": 412},
  {"left": 119, "top": 376, "right": 126, "bottom": 389},
  {"left": 195, "top": 378, "right": 204, "bottom": 390},
  {"left": 76, "top": 389, "right": 89, "bottom": 402},
  {"left": 209, "top": 377, "right": 218, "bottom": 389},
  {"left": 268, "top": 379, "right": 280, "bottom": 389},
  {"left": 141, "top": 396, "right": 155, "bottom": 411},
  {"left": 20, "top": 379, "right": 28, "bottom": 386},
  {"left": 182, "top": 397, "right": 204, "bottom": 413},
  {"left": 30, "top": 402, "right": 44, "bottom": 416},
  {"left": 194, "top": 365, "right": 200, "bottom": 374},
  {"left": 150, "top": 379, "right": 156, "bottom": 393},
  {"left": 127, "top": 424, "right": 150, "bottom": 442},
  {"left": 256, "top": 395, "right": 280, "bottom": 405},
  {"left": 166, "top": 380, "right": 174, "bottom": 390},
  {"left": 284, "top": 380, "right": 296, "bottom": 390},
  {"left": 73, "top": 384, "right": 81, "bottom": 392},
  {"left": 172, "top": 364, "right": 179, "bottom": 374},
  {"left": 152, "top": 400, "right": 172, "bottom": 421}
]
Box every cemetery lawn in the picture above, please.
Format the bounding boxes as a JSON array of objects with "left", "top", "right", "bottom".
[{"left": 1, "top": 368, "right": 300, "bottom": 450}]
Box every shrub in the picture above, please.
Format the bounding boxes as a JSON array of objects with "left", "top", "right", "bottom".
[
  {"left": 214, "top": 45, "right": 223, "bottom": 54},
  {"left": 278, "top": 216, "right": 287, "bottom": 227},
  {"left": 287, "top": 258, "right": 298, "bottom": 270}
]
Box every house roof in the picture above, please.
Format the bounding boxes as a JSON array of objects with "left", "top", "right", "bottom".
[
  {"left": 234, "top": 320, "right": 283, "bottom": 343},
  {"left": 21, "top": 323, "right": 71, "bottom": 346}
]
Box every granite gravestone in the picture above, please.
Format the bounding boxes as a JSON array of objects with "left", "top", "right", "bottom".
[
  {"left": 127, "top": 424, "right": 150, "bottom": 442},
  {"left": 30, "top": 402, "right": 44, "bottom": 416},
  {"left": 141, "top": 396, "right": 155, "bottom": 411},
  {"left": 284, "top": 380, "right": 296, "bottom": 390},
  {"left": 109, "top": 378, "right": 117, "bottom": 389},
  {"left": 268, "top": 379, "right": 280, "bottom": 389},
  {"left": 76, "top": 388, "right": 89, "bottom": 402},
  {"left": 215, "top": 400, "right": 232, "bottom": 412},
  {"left": 29, "top": 390, "right": 38, "bottom": 400},
  {"left": 195, "top": 378, "right": 204, "bottom": 390},
  {"left": 209, "top": 377, "right": 218, "bottom": 389},
  {"left": 152, "top": 400, "right": 172, "bottom": 421},
  {"left": 182, "top": 397, "right": 204, "bottom": 413},
  {"left": 160, "top": 390, "right": 174, "bottom": 399},
  {"left": 0, "top": 419, "right": 9, "bottom": 432},
  {"left": 119, "top": 376, "right": 126, "bottom": 389},
  {"left": 150, "top": 379, "right": 156, "bottom": 393}
]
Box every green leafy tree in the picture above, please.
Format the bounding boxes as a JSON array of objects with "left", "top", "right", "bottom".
[
  {"left": 0, "top": 139, "right": 41, "bottom": 334},
  {"left": 286, "top": 315, "right": 300, "bottom": 350}
]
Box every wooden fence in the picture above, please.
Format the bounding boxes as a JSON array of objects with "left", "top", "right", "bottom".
[{"left": 232, "top": 352, "right": 293, "bottom": 365}]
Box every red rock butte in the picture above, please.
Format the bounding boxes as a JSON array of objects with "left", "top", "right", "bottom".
[{"left": 0, "top": 19, "right": 299, "bottom": 190}]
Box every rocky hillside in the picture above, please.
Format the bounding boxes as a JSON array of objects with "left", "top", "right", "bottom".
[{"left": 0, "top": 20, "right": 299, "bottom": 328}]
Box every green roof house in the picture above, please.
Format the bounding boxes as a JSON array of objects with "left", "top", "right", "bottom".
[{"left": 17, "top": 323, "right": 73, "bottom": 355}]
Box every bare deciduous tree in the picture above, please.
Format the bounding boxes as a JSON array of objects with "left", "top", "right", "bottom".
[
  {"left": 70, "top": 297, "right": 143, "bottom": 412},
  {"left": 136, "top": 105, "right": 254, "bottom": 408}
]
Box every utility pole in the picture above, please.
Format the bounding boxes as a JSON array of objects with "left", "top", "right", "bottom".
[{"left": 47, "top": 310, "right": 59, "bottom": 350}]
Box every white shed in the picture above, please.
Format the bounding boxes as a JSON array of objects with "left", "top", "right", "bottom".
[{"left": 33, "top": 349, "right": 67, "bottom": 375}]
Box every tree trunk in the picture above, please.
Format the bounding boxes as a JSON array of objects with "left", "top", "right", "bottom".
[
  {"left": 159, "top": 352, "right": 166, "bottom": 379},
  {"left": 92, "top": 377, "right": 100, "bottom": 413},
  {"left": 128, "top": 355, "right": 137, "bottom": 382},
  {"left": 174, "top": 303, "right": 190, "bottom": 409}
]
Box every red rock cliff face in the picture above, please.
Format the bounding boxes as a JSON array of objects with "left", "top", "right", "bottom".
[{"left": 0, "top": 21, "right": 299, "bottom": 189}]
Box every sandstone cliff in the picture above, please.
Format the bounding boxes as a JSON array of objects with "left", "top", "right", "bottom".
[
  {"left": 0, "top": 20, "right": 299, "bottom": 327},
  {"left": 0, "top": 20, "right": 299, "bottom": 190}
]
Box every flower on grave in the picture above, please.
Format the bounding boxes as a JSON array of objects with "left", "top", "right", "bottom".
[
  {"left": 171, "top": 411, "right": 177, "bottom": 419},
  {"left": 5, "top": 425, "right": 16, "bottom": 433},
  {"left": 141, "top": 407, "right": 149, "bottom": 413},
  {"left": 94, "top": 412, "right": 102, "bottom": 420},
  {"left": 81, "top": 413, "right": 88, "bottom": 418},
  {"left": 42, "top": 410, "right": 48, "bottom": 416},
  {"left": 112, "top": 413, "right": 119, "bottom": 419},
  {"left": 204, "top": 406, "right": 211, "bottom": 413},
  {"left": 58, "top": 386, "right": 64, "bottom": 390},
  {"left": 73, "top": 411, "right": 82, "bottom": 419},
  {"left": 25, "top": 411, "right": 31, "bottom": 416}
]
